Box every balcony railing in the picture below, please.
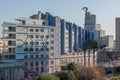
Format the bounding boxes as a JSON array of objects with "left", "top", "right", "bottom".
[
  {"left": 0, "top": 62, "right": 23, "bottom": 69},
  {"left": 2, "top": 37, "right": 16, "bottom": 39},
  {"left": 3, "top": 30, "right": 16, "bottom": 32},
  {"left": 2, "top": 22, "right": 17, "bottom": 26}
]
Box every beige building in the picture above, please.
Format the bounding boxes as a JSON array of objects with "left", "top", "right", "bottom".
[
  {"left": 116, "top": 18, "right": 120, "bottom": 52},
  {"left": 0, "top": 39, "right": 8, "bottom": 54},
  {"left": 49, "top": 51, "right": 97, "bottom": 73}
]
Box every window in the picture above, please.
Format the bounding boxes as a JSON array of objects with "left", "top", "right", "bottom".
[
  {"left": 30, "top": 42, "right": 34, "bottom": 45},
  {"left": 36, "top": 42, "right": 39, "bottom": 45},
  {"left": 41, "top": 55, "right": 44, "bottom": 58},
  {"left": 24, "top": 48, "right": 28, "bottom": 51},
  {"left": 36, "top": 35, "right": 39, "bottom": 38},
  {"left": 46, "top": 55, "right": 49, "bottom": 58},
  {"left": 24, "top": 55, "right": 28, "bottom": 59},
  {"left": 46, "top": 48, "right": 49, "bottom": 51},
  {"left": 35, "top": 29, "right": 39, "bottom": 32},
  {"left": 36, "top": 62, "right": 39, "bottom": 66},
  {"left": 77, "top": 58, "right": 79, "bottom": 62},
  {"left": 81, "top": 59, "right": 83, "bottom": 61},
  {"left": 50, "top": 40, "right": 54, "bottom": 44},
  {"left": 30, "top": 55, "right": 33, "bottom": 58},
  {"left": 80, "top": 53, "right": 82, "bottom": 55},
  {"left": 25, "top": 62, "right": 28, "bottom": 66},
  {"left": 36, "top": 55, "right": 39, "bottom": 58},
  {"left": 40, "top": 48, "right": 44, "bottom": 51},
  {"left": 30, "top": 48, "right": 33, "bottom": 51},
  {"left": 42, "top": 22, "right": 45, "bottom": 26},
  {"left": 30, "top": 62, "right": 33, "bottom": 66},
  {"left": 41, "top": 61, "right": 44, "bottom": 65},
  {"left": 40, "top": 35, "right": 44, "bottom": 38},
  {"left": 22, "top": 21, "right": 25, "bottom": 25},
  {"left": 50, "top": 46, "right": 54, "bottom": 50},
  {"left": 30, "top": 29, "right": 34, "bottom": 32},
  {"left": 35, "top": 48, "right": 39, "bottom": 51},
  {"left": 24, "top": 42, "right": 28, "bottom": 45},
  {"left": 46, "top": 35, "right": 49, "bottom": 38},
  {"left": 29, "top": 35, "right": 33, "bottom": 38},
  {"left": 51, "top": 53, "right": 54, "bottom": 56},
  {"left": 51, "top": 61, "right": 54, "bottom": 64},
  {"left": 40, "top": 29, "right": 44, "bottom": 32},
  {"left": 46, "top": 61, "right": 49, "bottom": 65},
  {"left": 50, "top": 29, "right": 54, "bottom": 32},
  {"left": 46, "top": 42, "right": 49, "bottom": 45},
  {"left": 50, "top": 34, "right": 54, "bottom": 38}
]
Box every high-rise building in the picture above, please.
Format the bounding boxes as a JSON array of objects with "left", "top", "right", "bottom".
[
  {"left": 83, "top": 7, "right": 114, "bottom": 49},
  {"left": 116, "top": 18, "right": 120, "bottom": 52},
  {"left": 1, "top": 11, "right": 95, "bottom": 79},
  {"left": 84, "top": 11, "right": 96, "bottom": 32}
]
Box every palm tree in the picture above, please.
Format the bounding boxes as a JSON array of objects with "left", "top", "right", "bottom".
[
  {"left": 82, "top": 42, "right": 88, "bottom": 67},
  {"left": 86, "top": 40, "right": 93, "bottom": 67},
  {"left": 91, "top": 40, "right": 98, "bottom": 66}
]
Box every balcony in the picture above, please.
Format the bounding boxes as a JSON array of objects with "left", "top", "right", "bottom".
[
  {"left": 2, "top": 37, "right": 16, "bottom": 41},
  {"left": 2, "top": 22, "right": 17, "bottom": 27},
  {"left": 2, "top": 30, "right": 16, "bottom": 34}
]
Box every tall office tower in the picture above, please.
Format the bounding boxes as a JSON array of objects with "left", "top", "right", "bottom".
[
  {"left": 116, "top": 18, "right": 120, "bottom": 52},
  {"left": 83, "top": 7, "right": 96, "bottom": 41},
  {"left": 84, "top": 9, "right": 96, "bottom": 32}
]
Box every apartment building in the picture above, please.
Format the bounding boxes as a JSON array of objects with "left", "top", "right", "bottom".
[{"left": 1, "top": 11, "right": 94, "bottom": 79}]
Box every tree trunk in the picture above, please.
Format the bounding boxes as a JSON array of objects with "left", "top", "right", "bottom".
[
  {"left": 84, "top": 50, "right": 86, "bottom": 67},
  {"left": 93, "top": 49, "right": 95, "bottom": 66},
  {"left": 88, "top": 48, "right": 90, "bottom": 67}
]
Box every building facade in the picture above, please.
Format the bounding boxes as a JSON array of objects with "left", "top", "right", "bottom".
[
  {"left": 99, "top": 35, "right": 114, "bottom": 49},
  {"left": 1, "top": 11, "right": 95, "bottom": 79},
  {"left": 116, "top": 18, "right": 120, "bottom": 52}
]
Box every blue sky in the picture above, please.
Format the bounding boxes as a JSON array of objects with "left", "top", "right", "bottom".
[{"left": 0, "top": 0, "right": 120, "bottom": 39}]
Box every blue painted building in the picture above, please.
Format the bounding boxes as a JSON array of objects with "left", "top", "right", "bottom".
[{"left": 31, "top": 11, "right": 95, "bottom": 55}]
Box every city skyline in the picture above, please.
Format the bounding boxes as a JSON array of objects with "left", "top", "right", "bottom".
[{"left": 0, "top": 0, "right": 120, "bottom": 39}]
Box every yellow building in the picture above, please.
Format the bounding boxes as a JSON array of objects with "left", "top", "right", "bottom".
[{"left": 0, "top": 39, "right": 8, "bottom": 53}]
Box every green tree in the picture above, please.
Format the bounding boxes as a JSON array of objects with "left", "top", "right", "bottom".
[
  {"left": 34, "top": 73, "right": 60, "bottom": 80},
  {"left": 67, "top": 62, "right": 75, "bottom": 71},
  {"left": 57, "top": 70, "right": 76, "bottom": 80},
  {"left": 100, "top": 44, "right": 106, "bottom": 49}
]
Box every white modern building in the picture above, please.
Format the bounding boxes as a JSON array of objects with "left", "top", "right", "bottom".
[{"left": 1, "top": 11, "right": 95, "bottom": 79}]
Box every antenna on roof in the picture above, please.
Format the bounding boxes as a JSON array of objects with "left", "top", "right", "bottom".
[{"left": 82, "top": 7, "right": 88, "bottom": 13}]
